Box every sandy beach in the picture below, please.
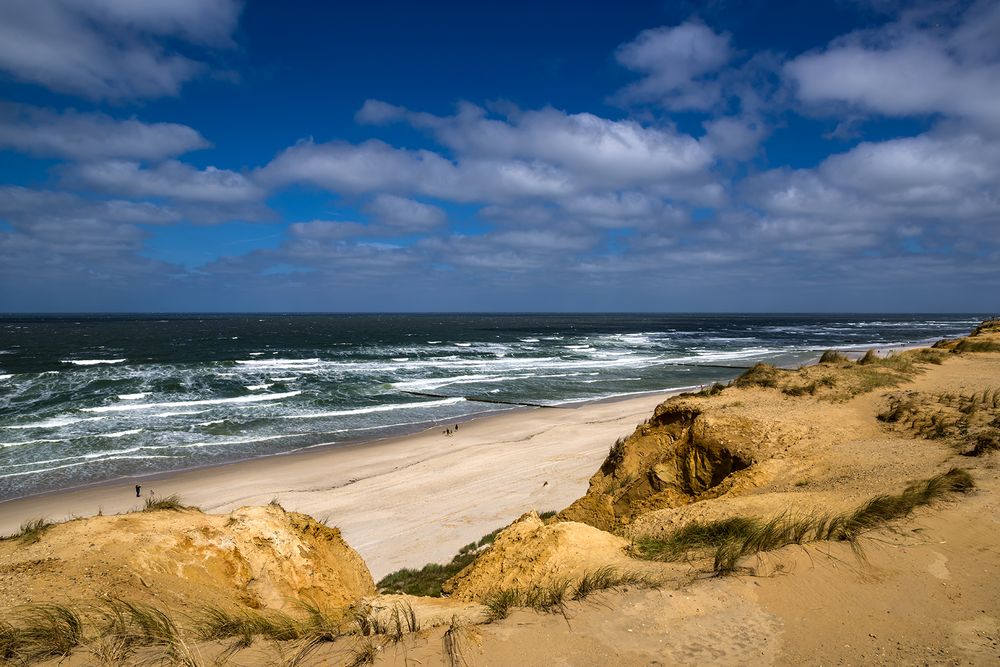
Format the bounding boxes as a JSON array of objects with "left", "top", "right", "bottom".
[{"left": 0, "top": 391, "right": 675, "bottom": 578}]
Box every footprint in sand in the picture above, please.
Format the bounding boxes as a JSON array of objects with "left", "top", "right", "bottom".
[{"left": 927, "top": 551, "right": 951, "bottom": 580}]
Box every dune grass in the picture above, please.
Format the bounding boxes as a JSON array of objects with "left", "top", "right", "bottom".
[
  {"left": 634, "top": 468, "right": 974, "bottom": 575},
  {"left": 819, "top": 350, "right": 849, "bottom": 364},
  {"left": 480, "top": 566, "right": 659, "bottom": 623},
  {"left": 141, "top": 494, "right": 189, "bottom": 512},
  {"left": 377, "top": 513, "right": 556, "bottom": 597},
  {"left": 442, "top": 614, "right": 469, "bottom": 667},
  {"left": 954, "top": 339, "right": 1000, "bottom": 353},
  {"left": 0, "top": 517, "right": 53, "bottom": 544},
  {"left": 6, "top": 604, "right": 84, "bottom": 661}
]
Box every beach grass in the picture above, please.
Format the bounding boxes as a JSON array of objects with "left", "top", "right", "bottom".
[
  {"left": 634, "top": 468, "right": 974, "bottom": 575},
  {"left": 6, "top": 603, "right": 84, "bottom": 661},
  {"left": 819, "top": 350, "right": 849, "bottom": 364},
  {"left": 141, "top": 494, "right": 189, "bottom": 512},
  {"left": 480, "top": 567, "right": 658, "bottom": 622},
  {"left": 377, "top": 513, "right": 555, "bottom": 597},
  {"left": 1, "top": 517, "right": 53, "bottom": 544}
]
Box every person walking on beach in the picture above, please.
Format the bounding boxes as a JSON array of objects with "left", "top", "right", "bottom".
[{"left": 135, "top": 484, "right": 141, "bottom": 498}]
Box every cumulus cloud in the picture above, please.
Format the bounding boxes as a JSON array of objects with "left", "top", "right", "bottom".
[
  {"left": 785, "top": 1, "right": 1000, "bottom": 127},
  {"left": 613, "top": 22, "right": 732, "bottom": 110},
  {"left": 287, "top": 220, "right": 369, "bottom": 240},
  {"left": 0, "top": 186, "right": 180, "bottom": 226},
  {"left": 62, "top": 160, "right": 264, "bottom": 205},
  {"left": 0, "top": 0, "right": 242, "bottom": 100},
  {"left": 0, "top": 103, "right": 209, "bottom": 160},
  {"left": 364, "top": 194, "right": 446, "bottom": 231},
  {"left": 274, "top": 102, "right": 717, "bottom": 209}
]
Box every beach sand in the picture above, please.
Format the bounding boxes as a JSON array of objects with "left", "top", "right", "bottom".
[{"left": 0, "top": 391, "right": 675, "bottom": 579}]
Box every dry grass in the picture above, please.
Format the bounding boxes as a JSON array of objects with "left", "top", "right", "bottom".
[
  {"left": 1, "top": 517, "right": 53, "bottom": 544},
  {"left": 954, "top": 339, "right": 1000, "bottom": 353},
  {"left": 634, "top": 468, "right": 975, "bottom": 575},
  {"left": 442, "top": 615, "right": 469, "bottom": 667},
  {"left": 819, "top": 350, "right": 849, "bottom": 364},
  {"left": 141, "top": 494, "right": 189, "bottom": 512},
  {"left": 480, "top": 567, "right": 658, "bottom": 623},
  {"left": 5, "top": 604, "right": 84, "bottom": 662}
]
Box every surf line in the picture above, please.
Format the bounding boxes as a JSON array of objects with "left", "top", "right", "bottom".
[
  {"left": 661, "top": 363, "right": 757, "bottom": 370},
  {"left": 400, "top": 391, "right": 562, "bottom": 409}
]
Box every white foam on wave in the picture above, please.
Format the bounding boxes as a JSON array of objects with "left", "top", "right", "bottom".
[
  {"left": 152, "top": 409, "right": 210, "bottom": 417},
  {"left": 282, "top": 396, "right": 465, "bottom": 420},
  {"left": 83, "top": 390, "right": 303, "bottom": 413},
  {"left": 391, "top": 357, "right": 409, "bottom": 362},
  {"left": 117, "top": 392, "right": 149, "bottom": 400},
  {"left": 4, "top": 415, "right": 106, "bottom": 429},
  {"left": 246, "top": 383, "right": 273, "bottom": 391},
  {"left": 0, "top": 454, "right": 178, "bottom": 479},
  {"left": 0, "top": 374, "right": 11, "bottom": 381},
  {"left": 393, "top": 374, "right": 513, "bottom": 392},
  {"left": 103, "top": 429, "right": 143, "bottom": 438},
  {"left": 62, "top": 359, "right": 126, "bottom": 366},
  {"left": 0, "top": 437, "right": 68, "bottom": 448},
  {"left": 235, "top": 358, "right": 319, "bottom": 368},
  {"left": 269, "top": 376, "right": 297, "bottom": 382},
  {"left": 519, "top": 338, "right": 540, "bottom": 343},
  {"left": 197, "top": 419, "right": 228, "bottom": 427},
  {"left": 454, "top": 342, "right": 472, "bottom": 347}
]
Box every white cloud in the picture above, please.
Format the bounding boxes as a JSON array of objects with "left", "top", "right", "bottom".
[
  {"left": 286, "top": 103, "right": 717, "bottom": 208},
  {"left": 288, "top": 220, "right": 368, "bottom": 240},
  {"left": 0, "top": 103, "right": 209, "bottom": 160},
  {"left": 612, "top": 22, "right": 732, "bottom": 110},
  {"left": 0, "top": 0, "right": 242, "bottom": 100},
  {"left": 785, "top": 2, "right": 1000, "bottom": 127},
  {"left": 63, "top": 160, "right": 264, "bottom": 204},
  {"left": 0, "top": 186, "right": 180, "bottom": 225},
  {"left": 701, "top": 116, "right": 766, "bottom": 160},
  {"left": 364, "top": 194, "right": 445, "bottom": 231}
]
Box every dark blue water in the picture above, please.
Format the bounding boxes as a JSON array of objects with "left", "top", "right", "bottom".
[{"left": 0, "top": 313, "right": 984, "bottom": 500}]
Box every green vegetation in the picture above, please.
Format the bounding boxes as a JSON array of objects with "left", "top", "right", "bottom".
[
  {"left": 954, "top": 339, "right": 1000, "bottom": 353},
  {"left": 377, "top": 514, "right": 555, "bottom": 596},
  {"left": 0, "top": 517, "right": 53, "bottom": 544},
  {"left": 6, "top": 604, "right": 83, "bottom": 662},
  {"left": 633, "top": 468, "right": 974, "bottom": 575},
  {"left": 819, "top": 350, "right": 849, "bottom": 364},
  {"left": 733, "top": 363, "right": 784, "bottom": 389},
  {"left": 142, "top": 494, "right": 189, "bottom": 512},
  {"left": 481, "top": 567, "right": 658, "bottom": 623}
]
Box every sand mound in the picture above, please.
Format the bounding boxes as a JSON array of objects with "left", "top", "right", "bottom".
[
  {"left": 442, "top": 512, "right": 636, "bottom": 601},
  {"left": 0, "top": 503, "right": 374, "bottom": 612},
  {"left": 559, "top": 400, "right": 776, "bottom": 530}
]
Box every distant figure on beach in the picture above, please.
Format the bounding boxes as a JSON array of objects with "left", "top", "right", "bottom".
[
  {"left": 454, "top": 424, "right": 459, "bottom": 431},
  {"left": 135, "top": 484, "right": 141, "bottom": 498}
]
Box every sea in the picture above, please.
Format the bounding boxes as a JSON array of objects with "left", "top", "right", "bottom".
[{"left": 0, "top": 313, "right": 986, "bottom": 501}]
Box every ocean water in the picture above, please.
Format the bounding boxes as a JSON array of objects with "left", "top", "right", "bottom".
[{"left": 0, "top": 313, "right": 985, "bottom": 501}]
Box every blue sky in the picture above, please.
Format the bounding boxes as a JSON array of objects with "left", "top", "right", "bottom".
[{"left": 0, "top": 0, "right": 997, "bottom": 312}]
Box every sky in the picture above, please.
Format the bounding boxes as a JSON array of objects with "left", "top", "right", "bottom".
[{"left": 0, "top": 0, "right": 997, "bottom": 313}]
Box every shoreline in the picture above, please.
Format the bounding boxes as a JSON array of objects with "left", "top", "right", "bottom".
[
  {"left": 0, "top": 388, "right": 686, "bottom": 578},
  {"left": 0, "top": 339, "right": 944, "bottom": 577}
]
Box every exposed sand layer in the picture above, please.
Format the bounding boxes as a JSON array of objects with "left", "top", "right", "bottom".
[
  {"left": 0, "top": 503, "right": 375, "bottom": 613},
  {"left": 0, "top": 392, "right": 673, "bottom": 578}
]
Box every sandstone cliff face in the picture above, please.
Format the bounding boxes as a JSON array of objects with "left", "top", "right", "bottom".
[
  {"left": 0, "top": 503, "right": 374, "bottom": 612},
  {"left": 558, "top": 399, "right": 769, "bottom": 531}
]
